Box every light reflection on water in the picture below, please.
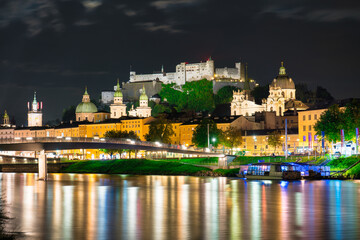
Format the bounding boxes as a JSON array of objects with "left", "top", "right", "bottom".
[{"left": 1, "top": 173, "right": 360, "bottom": 239}]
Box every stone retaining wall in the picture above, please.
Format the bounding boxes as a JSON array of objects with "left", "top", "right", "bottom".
[{"left": 0, "top": 163, "right": 73, "bottom": 173}]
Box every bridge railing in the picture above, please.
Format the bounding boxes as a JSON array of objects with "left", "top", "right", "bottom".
[{"left": 0, "top": 137, "right": 193, "bottom": 152}]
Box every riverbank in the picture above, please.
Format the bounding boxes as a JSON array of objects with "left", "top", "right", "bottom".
[{"left": 62, "top": 159, "right": 239, "bottom": 177}]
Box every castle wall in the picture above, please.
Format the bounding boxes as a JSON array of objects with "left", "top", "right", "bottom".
[{"left": 122, "top": 80, "right": 163, "bottom": 102}]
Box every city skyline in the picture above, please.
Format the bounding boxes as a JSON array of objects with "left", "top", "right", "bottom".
[{"left": 0, "top": 0, "right": 359, "bottom": 124}]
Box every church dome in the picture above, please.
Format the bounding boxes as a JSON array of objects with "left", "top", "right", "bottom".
[
  {"left": 270, "top": 62, "right": 295, "bottom": 89},
  {"left": 114, "top": 79, "right": 123, "bottom": 98},
  {"left": 75, "top": 102, "right": 98, "bottom": 113},
  {"left": 139, "top": 85, "right": 148, "bottom": 101},
  {"left": 75, "top": 87, "right": 98, "bottom": 113}
]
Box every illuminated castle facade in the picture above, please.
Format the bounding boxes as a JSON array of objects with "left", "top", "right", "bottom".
[{"left": 128, "top": 58, "right": 245, "bottom": 86}]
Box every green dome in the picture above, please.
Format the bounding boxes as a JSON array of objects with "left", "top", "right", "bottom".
[
  {"left": 140, "top": 93, "right": 148, "bottom": 101},
  {"left": 140, "top": 85, "right": 148, "bottom": 101},
  {"left": 76, "top": 102, "right": 98, "bottom": 113},
  {"left": 114, "top": 79, "right": 123, "bottom": 97}
]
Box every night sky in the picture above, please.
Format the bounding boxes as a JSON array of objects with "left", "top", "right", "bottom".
[{"left": 0, "top": 0, "right": 359, "bottom": 125}]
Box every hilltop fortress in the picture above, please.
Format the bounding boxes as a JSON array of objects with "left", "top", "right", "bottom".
[{"left": 103, "top": 58, "right": 257, "bottom": 103}]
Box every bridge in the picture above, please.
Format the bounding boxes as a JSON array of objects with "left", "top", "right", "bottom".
[{"left": 0, "top": 137, "right": 231, "bottom": 180}]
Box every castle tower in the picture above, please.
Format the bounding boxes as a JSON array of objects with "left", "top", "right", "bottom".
[
  {"left": 110, "top": 79, "right": 127, "bottom": 119},
  {"left": 28, "top": 91, "right": 43, "bottom": 127}
]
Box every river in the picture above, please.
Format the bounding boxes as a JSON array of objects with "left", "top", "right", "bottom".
[{"left": 1, "top": 173, "right": 360, "bottom": 239}]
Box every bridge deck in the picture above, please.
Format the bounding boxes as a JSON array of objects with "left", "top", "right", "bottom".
[{"left": 0, "top": 137, "right": 224, "bottom": 157}]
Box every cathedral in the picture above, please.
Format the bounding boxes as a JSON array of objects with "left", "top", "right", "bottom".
[{"left": 231, "top": 62, "right": 308, "bottom": 117}]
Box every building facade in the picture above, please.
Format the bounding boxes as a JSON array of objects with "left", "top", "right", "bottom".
[
  {"left": 27, "top": 92, "right": 43, "bottom": 127},
  {"left": 128, "top": 86, "right": 152, "bottom": 118},
  {"left": 231, "top": 62, "right": 308, "bottom": 117},
  {"left": 75, "top": 87, "right": 99, "bottom": 122},
  {"left": 110, "top": 80, "right": 127, "bottom": 119}
]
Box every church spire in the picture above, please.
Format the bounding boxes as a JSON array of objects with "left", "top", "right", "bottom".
[
  {"left": 84, "top": 86, "right": 88, "bottom": 95},
  {"left": 116, "top": 79, "right": 120, "bottom": 90},
  {"left": 33, "top": 91, "right": 37, "bottom": 103},
  {"left": 3, "top": 110, "right": 9, "bottom": 125}
]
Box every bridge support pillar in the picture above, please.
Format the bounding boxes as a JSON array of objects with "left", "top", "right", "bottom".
[{"left": 38, "top": 150, "right": 47, "bottom": 181}]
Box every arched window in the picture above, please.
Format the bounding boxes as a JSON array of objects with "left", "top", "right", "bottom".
[
  {"left": 279, "top": 107, "right": 282, "bottom": 115},
  {"left": 282, "top": 91, "right": 285, "bottom": 97},
  {"left": 270, "top": 107, "right": 273, "bottom": 111},
  {"left": 290, "top": 92, "right": 293, "bottom": 98}
]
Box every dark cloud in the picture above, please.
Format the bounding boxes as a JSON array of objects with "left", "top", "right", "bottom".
[{"left": 0, "top": 0, "right": 359, "bottom": 124}]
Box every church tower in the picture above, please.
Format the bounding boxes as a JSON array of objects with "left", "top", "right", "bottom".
[
  {"left": 3, "top": 110, "right": 9, "bottom": 125},
  {"left": 110, "top": 79, "right": 127, "bottom": 119},
  {"left": 27, "top": 92, "right": 43, "bottom": 127}
]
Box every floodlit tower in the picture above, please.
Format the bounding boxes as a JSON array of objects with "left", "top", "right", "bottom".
[
  {"left": 110, "top": 79, "right": 127, "bottom": 119},
  {"left": 27, "top": 91, "right": 43, "bottom": 127}
]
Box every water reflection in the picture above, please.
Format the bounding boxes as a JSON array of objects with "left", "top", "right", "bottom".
[{"left": 1, "top": 174, "right": 360, "bottom": 239}]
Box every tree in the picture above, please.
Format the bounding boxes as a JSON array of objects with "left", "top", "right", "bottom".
[
  {"left": 192, "top": 119, "right": 222, "bottom": 148},
  {"left": 315, "top": 86, "right": 334, "bottom": 102},
  {"left": 159, "top": 79, "right": 215, "bottom": 113},
  {"left": 104, "top": 130, "right": 140, "bottom": 140},
  {"left": 101, "top": 130, "right": 140, "bottom": 159},
  {"left": 151, "top": 104, "right": 172, "bottom": 117},
  {"left": 221, "top": 127, "right": 243, "bottom": 154},
  {"left": 251, "top": 85, "right": 269, "bottom": 104},
  {"left": 314, "top": 105, "right": 344, "bottom": 143},
  {"left": 62, "top": 105, "right": 76, "bottom": 122},
  {"left": 315, "top": 101, "right": 360, "bottom": 143},
  {"left": 268, "top": 131, "right": 282, "bottom": 153},
  {"left": 145, "top": 117, "right": 175, "bottom": 144},
  {"left": 215, "top": 86, "right": 241, "bottom": 105},
  {"left": 295, "top": 83, "right": 314, "bottom": 103}
]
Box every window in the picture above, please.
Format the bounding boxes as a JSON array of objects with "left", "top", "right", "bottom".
[
  {"left": 303, "top": 126, "right": 306, "bottom": 131},
  {"left": 308, "top": 115, "right": 311, "bottom": 120},
  {"left": 303, "top": 115, "right": 305, "bottom": 121},
  {"left": 254, "top": 145, "right": 257, "bottom": 149},
  {"left": 314, "top": 114, "right": 317, "bottom": 120},
  {"left": 309, "top": 125, "right": 312, "bottom": 131}
]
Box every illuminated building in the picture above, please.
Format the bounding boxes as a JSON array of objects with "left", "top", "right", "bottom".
[
  {"left": 110, "top": 80, "right": 127, "bottom": 119},
  {"left": 128, "top": 86, "right": 152, "bottom": 118},
  {"left": 75, "top": 87, "right": 110, "bottom": 122},
  {"left": 231, "top": 62, "right": 308, "bottom": 117},
  {"left": 27, "top": 92, "right": 43, "bottom": 127},
  {"left": 298, "top": 108, "right": 329, "bottom": 152}
]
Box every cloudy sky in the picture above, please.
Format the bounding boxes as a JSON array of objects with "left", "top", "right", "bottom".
[{"left": 0, "top": 0, "right": 359, "bottom": 124}]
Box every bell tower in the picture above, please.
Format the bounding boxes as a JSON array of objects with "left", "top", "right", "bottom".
[{"left": 27, "top": 91, "right": 43, "bottom": 127}]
